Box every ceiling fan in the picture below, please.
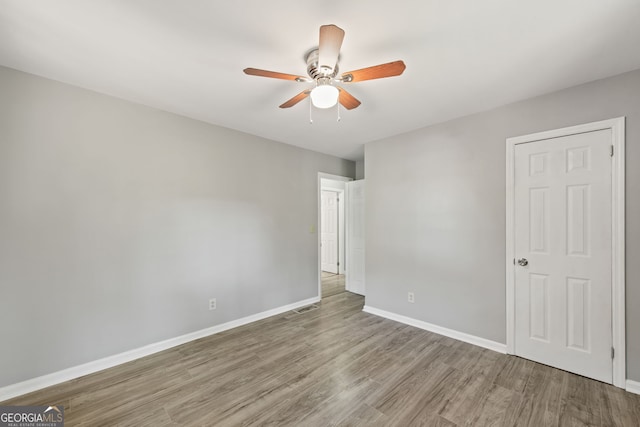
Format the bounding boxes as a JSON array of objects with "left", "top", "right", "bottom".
[{"left": 244, "top": 24, "right": 406, "bottom": 110}]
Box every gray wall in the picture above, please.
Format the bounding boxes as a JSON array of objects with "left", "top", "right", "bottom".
[
  {"left": 365, "top": 68, "right": 640, "bottom": 381},
  {"left": 0, "top": 66, "right": 354, "bottom": 387}
]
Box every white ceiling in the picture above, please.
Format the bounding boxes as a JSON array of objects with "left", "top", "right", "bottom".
[{"left": 1, "top": 1, "right": 640, "bottom": 161}]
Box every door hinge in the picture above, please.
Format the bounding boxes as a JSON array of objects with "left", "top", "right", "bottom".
[
  {"left": 611, "top": 347, "right": 615, "bottom": 359},
  {"left": 610, "top": 145, "right": 614, "bottom": 157},
  {"left": 513, "top": 258, "right": 516, "bottom": 265}
]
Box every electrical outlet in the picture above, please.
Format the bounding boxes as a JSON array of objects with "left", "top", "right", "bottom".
[
  {"left": 209, "top": 298, "right": 217, "bottom": 311},
  {"left": 408, "top": 292, "right": 415, "bottom": 303}
]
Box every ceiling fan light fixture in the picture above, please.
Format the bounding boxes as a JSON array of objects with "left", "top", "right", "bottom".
[
  {"left": 310, "top": 84, "right": 339, "bottom": 109},
  {"left": 244, "top": 25, "right": 406, "bottom": 112}
]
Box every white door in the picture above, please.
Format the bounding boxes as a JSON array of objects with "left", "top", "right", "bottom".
[
  {"left": 514, "top": 129, "right": 612, "bottom": 383},
  {"left": 346, "top": 181, "right": 365, "bottom": 295},
  {"left": 321, "top": 190, "right": 339, "bottom": 274}
]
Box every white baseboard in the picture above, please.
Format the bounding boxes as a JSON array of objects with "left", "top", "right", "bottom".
[
  {"left": 362, "top": 305, "right": 507, "bottom": 354},
  {"left": 0, "top": 296, "right": 320, "bottom": 402},
  {"left": 627, "top": 379, "right": 640, "bottom": 395}
]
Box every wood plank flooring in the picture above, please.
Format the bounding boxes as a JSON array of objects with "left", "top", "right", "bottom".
[
  {"left": 3, "top": 291, "right": 639, "bottom": 426},
  {"left": 321, "top": 272, "right": 345, "bottom": 298}
]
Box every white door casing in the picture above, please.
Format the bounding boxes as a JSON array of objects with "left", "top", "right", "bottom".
[
  {"left": 321, "top": 190, "right": 339, "bottom": 274},
  {"left": 346, "top": 180, "right": 365, "bottom": 296},
  {"left": 506, "top": 118, "right": 625, "bottom": 388}
]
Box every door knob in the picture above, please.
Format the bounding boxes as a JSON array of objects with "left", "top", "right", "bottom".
[{"left": 517, "top": 258, "right": 528, "bottom": 266}]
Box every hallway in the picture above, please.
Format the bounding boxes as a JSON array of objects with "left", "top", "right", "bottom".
[{"left": 321, "top": 271, "right": 345, "bottom": 298}]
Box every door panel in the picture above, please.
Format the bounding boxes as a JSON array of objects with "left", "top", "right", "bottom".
[
  {"left": 528, "top": 273, "right": 549, "bottom": 342},
  {"left": 529, "top": 188, "right": 549, "bottom": 254},
  {"left": 514, "top": 129, "right": 612, "bottom": 383},
  {"left": 346, "top": 181, "right": 365, "bottom": 296},
  {"left": 321, "top": 191, "right": 338, "bottom": 273},
  {"left": 566, "top": 277, "right": 590, "bottom": 351},
  {"left": 567, "top": 184, "right": 590, "bottom": 256}
]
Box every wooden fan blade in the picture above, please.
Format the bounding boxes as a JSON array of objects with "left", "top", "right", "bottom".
[
  {"left": 341, "top": 60, "right": 406, "bottom": 83},
  {"left": 338, "top": 87, "right": 361, "bottom": 110},
  {"left": 279, "top": 90, "right": 311, "bottom": 108},
  {"left": 318, "top": 24, "right": 345, "bottom": 73},
  {"left": 244, "top": 68, "right": 307, "bottom": 81}
]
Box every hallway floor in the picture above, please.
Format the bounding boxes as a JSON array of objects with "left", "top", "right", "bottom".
[{"left": 321, "top": 271, "right": 345, "bottom": 298}]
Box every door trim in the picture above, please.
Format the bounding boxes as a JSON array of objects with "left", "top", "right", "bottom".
[{"left": 505, "top": 117, "right": 626, "bottom": 388}]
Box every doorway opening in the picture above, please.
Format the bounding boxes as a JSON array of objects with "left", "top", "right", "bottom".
[{"left": 318, "top": 174, "right": 351, "bottom": 299}]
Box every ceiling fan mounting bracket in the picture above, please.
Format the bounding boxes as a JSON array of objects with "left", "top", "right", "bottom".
[{"left": 340, "top": 74, "right": 353, "bottom": 83}]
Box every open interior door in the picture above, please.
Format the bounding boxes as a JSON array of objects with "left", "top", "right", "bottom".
[{"left": 346, "top": 180, "right": 365, "bottom": 295}]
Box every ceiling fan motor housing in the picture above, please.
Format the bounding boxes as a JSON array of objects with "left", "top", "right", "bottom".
[{"left": 305, "top": 49, "right": 339, "bottom": 80}]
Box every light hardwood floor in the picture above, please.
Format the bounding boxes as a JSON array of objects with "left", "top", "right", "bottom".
[
  {"left": 3, "top": 291, "right": 639, "bottom": 426},
  {"left": 321, "top": 271, "right": 345, "bottom": 298}
]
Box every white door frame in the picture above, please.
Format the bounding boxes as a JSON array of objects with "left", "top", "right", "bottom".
[
  {"left": 317, "top": 173, "right": 353, "bottom": 298},
  {"left": 505, "top": 117, "right": 626, "bottom": 388}
]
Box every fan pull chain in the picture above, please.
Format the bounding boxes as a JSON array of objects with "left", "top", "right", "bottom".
[
  {"left": 337, "top": 100, "right": 341, "bottom": 122},
  {"left": 309, "top": 96, "right": 313, "bottom": 124}
]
